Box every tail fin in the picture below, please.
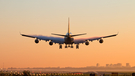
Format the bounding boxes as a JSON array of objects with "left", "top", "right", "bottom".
[{"left": 68, "top": 18, "right": 70, "bottom": 34}]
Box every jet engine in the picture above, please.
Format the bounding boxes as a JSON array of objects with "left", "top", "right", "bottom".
[
  {"left": 49, "top": 41, "right": 53, "bottom": 45},
  {"left": 99, "top": 39, "right": 103, "bottom": 43},
  {"left": 85, "top": 41, "right": 89, "bottom": 45},
  {"left": 35, "top": 39, "right": 39, "bottom": 43}
]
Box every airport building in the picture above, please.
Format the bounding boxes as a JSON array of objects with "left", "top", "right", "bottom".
[{"left": 126, "top": 63, "right": 131, "bottom": 67}]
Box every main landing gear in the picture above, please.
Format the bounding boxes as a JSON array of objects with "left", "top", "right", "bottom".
[
  {"left": 65, "top": 45, "right": 67, "bottom": 48},
  {"left": 71, "top": 45, "right": 73, "bottom": 48},
  {"left": 65, "top": 44, "right": 73, "bottom": 48},
  {"left": 59, "top": 44, "right": 79, "bottom": 49},
  {"left": 76, "top": 44, "right": 79, "bottom": 49},
  {"left": 59, "top": 44, "right": 62, "bottom": 49}
]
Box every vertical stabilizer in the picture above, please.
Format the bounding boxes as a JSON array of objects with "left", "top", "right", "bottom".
[{"left": 68, "top": 18, "right": 70, "bottom": 34}]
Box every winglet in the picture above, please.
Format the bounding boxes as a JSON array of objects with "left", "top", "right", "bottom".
[
  {"left": 117, "top": 32, "right": 119, "bottom": 35},
  {"left": 115, "top": 32, "right": 119, "bottom": 36},
  {"left": 19, "top": 32, "right": 22, "bottom": 35}
]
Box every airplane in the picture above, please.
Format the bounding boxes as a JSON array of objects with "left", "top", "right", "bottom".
[{"left": 21, "top": 18, "right": 118, "bottom": 49}]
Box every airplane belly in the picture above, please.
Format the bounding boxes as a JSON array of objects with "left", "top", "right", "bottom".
[{"left": 64, "top": 37, "right": 74, "bottom": 44}]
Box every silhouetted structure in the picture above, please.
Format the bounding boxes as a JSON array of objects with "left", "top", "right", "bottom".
[
  {"left": 132, "top": 73, "right": 135, "bottom": 76},
  {"left": 126, "top": 63, "right": 130, "bottom": 67},
  {"left": 105, "top": 63, "right": 122, "bottom": 67},
  {"left": 96, "top": 63, "right": 100, "bottom": 67},
  {"left": 90, "top": 73, "right": 95, "bottom": 76}
]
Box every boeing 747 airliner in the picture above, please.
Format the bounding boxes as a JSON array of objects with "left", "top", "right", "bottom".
[{"left": 21, "top": 18, "right": 118, "bottom": 49}]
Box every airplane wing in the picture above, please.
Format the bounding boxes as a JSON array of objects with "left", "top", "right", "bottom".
[
  {"left": 21, "top": 34, "right": 64, "bottom": 44},
  {"left": 74, "top": 33, "right": 118, "bottom": 44}
]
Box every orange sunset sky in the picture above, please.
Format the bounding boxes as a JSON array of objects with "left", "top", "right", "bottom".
[{"left": 0, "top": 0, "right": 135, "bottom": 68}]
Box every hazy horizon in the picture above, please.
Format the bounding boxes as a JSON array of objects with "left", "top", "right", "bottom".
[{"left": 0, "top": 0, "right": 135, "bottom": 68}]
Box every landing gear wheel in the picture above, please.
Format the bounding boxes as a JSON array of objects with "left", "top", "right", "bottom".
[
  {"left": 65, "top": 45, "right": 67, "bottom": 48},
  {"left": 59, "top": 45, "right": 62, "bottom": 49},
  {"left": 71, "top": 45, "right": 73, "bottom": 48},
  {"left": 76, "top": 44, "right": 79, "bottom": 49}
]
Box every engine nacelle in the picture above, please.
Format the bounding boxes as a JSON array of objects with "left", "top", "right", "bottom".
[
  {"left": 49, "top": 41, "right": 53, "bottom": 45},
  {"left": 85, "top": 41, "right": 89, "bottom": 45},
  {"left": 99, "top": 39, "right": 103, "bottom": 43},
  {"left": 35, "top": 39, "right": 39, "bottom": 43}
]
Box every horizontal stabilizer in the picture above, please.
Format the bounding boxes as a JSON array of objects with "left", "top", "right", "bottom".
[
  {"left": 72, "top": 33, "right": 87, "bottom": 37},
  {"left": 51, "top": 33, "right": 66, "bottom": 37}
]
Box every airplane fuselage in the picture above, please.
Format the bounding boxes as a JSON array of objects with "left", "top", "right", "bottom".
[
  {"left": 21, "top": 18, "right": 118, "bottom": 49},
  {"left": 64, "top": 33, "right": 74, "bottom": 44},
  {"left": 64, "top": 37, "right": 74, "bottom": 44}
]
